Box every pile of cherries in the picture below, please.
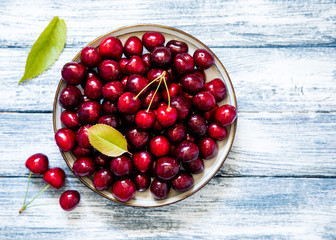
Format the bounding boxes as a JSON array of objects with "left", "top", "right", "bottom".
[{"left": 55, "top": 31, "right": 237, "bottom": 203}]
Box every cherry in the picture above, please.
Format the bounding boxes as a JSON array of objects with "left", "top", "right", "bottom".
[
  {"left": 182, "top": 157, "right": 204, "bottom": 174},
  {"left": 99, "top": 36, "right": 123, "bottom": 60},
  {"left": 149, "top": 136, "right": 171, "bottom": 157},
  {"left": 199, "top": 137, "right": 218, "bottom": 159},
  {"left": 193, "top": 49, "right": 214, "bottom": 69},
  {"left": 152, "top": 113, "right": 165, "bottom": 133},
  {"left": 172, "top": 171, "right": 194, "bottom": 192},
  {"left": 110, "top": 155, "right": 133, "bottom": 177},
  {"left": 80, "top": 46, "right": 101, "bottom": 68},
  {"left": 123, "top": 114, "right": 136, "bottom": 125},
  {"left": 166, "top": 40, "right": 188, "bottom": 56},
  {"left": 99, "top": 59, "right": 122, "bottom": 82},
  {"left": 73, "top": 157, "right": 96, "bottom": 177},
  {"left": 59, "top": 190, "right": 80, "bottom": 211},
  {"left": 180, "top": 73, "right": 204, "bottom": 94},
  {"left": 61, "top": 62, "right": 86, "bottom": 85},
  {"left": 132, "top": 172, "right": 151, "bottom": 192},
  {"left": 155, "top": 156, "right": 179, "bottom": 181},
  {"left": 93, "top": 169, "right": 113, "bottom": 191},
  {"left": 112, "top": 179, "right": 136, "bottom": 202},
  {"left": 76, "top": 124, "right": 92, "bottom": 148},
  {"left": 188, "top": 114, "right": 207, "bottom": 136},
  {"left": 142, "top": 90, "right": 161, "bottom": 109},
  {"left": 192, "top": 91, "right": 216, "bottom": 112},
  {"left": 124, "top": 36, "right": 143, "bottom": 58},
  {"left": 171, "top": 96, "right": 191, "bottom": 120},
  {"left": 193, "top": 69, "right": 206, "bottom": 83},
  {"left": 121, "top": 76, "right": 128, "bottom": 87},
  {"left": 167, "top": 123, "right": 186, "bottom": 144},
  {"left": 117, "top": 92, "right": 141, "bottom": 114},
  {"left": 25, "top": 153, "right": 49, "bottom": 175},
  {"left": 132, "top": 151, "right": 152, "bottom": 173},
  {"left": 98, "top": 114, "right": 119, "bottom": 128},
  {"left": 214, "top": 105, "right": 237, "bottom": 127},
  {"left": 203, "top": 78, "right": 227, "bottom": 102},
  {"left": 43, "top": 167, "right": 66, "bottom": 189},
  {"left": 135, "top": 110, "right": 156, "bottom": 130},
  {"left": 204, "top": 104, "right": 219, "bottom": 122},
  {"left": 186, "top": 133, "right": 196, "bottom": 143},
  {"left": 142, "top": 31, "right": 165, "bottom": 51},
  {"left": 150, "top": 178, "right": 170, "bottom": 200},
  {"left": 84, "top": 73, "right": 103, "bottom": 100},
  {"left": 77, "top": 101, "right": 101, "bottom": 124},
  {"left": 182, "top": 91, "right": 194, "bottom": 102},
  {"left": 162, "top": 83, "right": 182, "bottom": 102},
  {"left": 55, "top": 128, "right": 76, "bottom": 152},
  {"left": 102, "top": 81, "right": 125, "bottom": 102},
  {"left": 176, "top": 140, "right": 199, "bottom": 163},
  {"left": 147, "top": 69, "right": 169, "bottom": 89},
  {"left": 119, "top": 58, "right": 129, "bottom": 75},
  {"left": 60, "top": 110, "right": 80, "bottom": 129},
  {"left": 93, "top": 151, "right": 111, "bottom": 168},
  {"left": 173, "top": 53, "right": 194, "bottom": 75},
  {"left": 126, "top": 55, "right": 147, "bottom": 75},
  {"left": 156, "top": 105, "right": 178, "bottom": 127},
  {"left": 59, "top": 85, "right": 82, "bottom": 110},
  {"left": 141, "top": 53, "right": 152, "bottom": 69},
  {"left": 125, "top": 127, "right": 149, "bottom": 150},
  {"left": 102, "top": 100, "right": 117, "bottom": 114},
  {"left": 150, "top": 46, "right": 172, "bottom": 68},
  {"left": 207, "top": 122, "right": 227, "bottom": 141},
  {"left": 126, "top": 74, "right": 149, "bottom": 97},
  {"left": 72, "top": 145, "right": 92, "bottom": 159}
]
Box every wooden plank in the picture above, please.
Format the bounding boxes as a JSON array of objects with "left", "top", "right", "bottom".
[
  {"left": 1, "top": 47, "right": 336, "bottom": 112},
  {"left": 1, "top": 0, "right": 335, "bottom": 47},
  {"left": 1, "top": 176, "right": 335, "bottom": 239},
  {"left": 1, "top": 112, "right": 335, "bottom": 177}
]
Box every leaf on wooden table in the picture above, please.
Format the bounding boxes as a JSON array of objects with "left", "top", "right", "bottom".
[
  {"left": 88, "top": 124, "right": 129, "bottom": 157},
  {"left": 18, "top": 16, "right": 67, "bottom": 84}
]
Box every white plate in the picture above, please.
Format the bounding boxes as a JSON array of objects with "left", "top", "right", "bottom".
[{"left": 53, "top": 25, "right": 237, "bottom": 207}]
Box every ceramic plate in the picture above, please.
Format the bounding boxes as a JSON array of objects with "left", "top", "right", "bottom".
[{"left": 53, "top": 25, "right": 237, "bottom": 207}]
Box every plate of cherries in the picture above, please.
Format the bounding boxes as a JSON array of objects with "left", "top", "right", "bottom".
[{"left": 53, "top": 25, "right": 237, "bottom": 207}]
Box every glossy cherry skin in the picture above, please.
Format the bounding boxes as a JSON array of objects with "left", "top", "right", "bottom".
[
  {"left": 117, "top": 92, "right": 141, "bottom": 114},
  {"left": 166, "top": 40, "right": 188, "bottom": 56},
  {"left": 43, "top": 167, "right": 65, "bottom": 189},
  {"left": 98, "top": 114, "right": 119, "bottom": 128},
  {"left": 102, "top": 100, "right": 118, "bottom": 114},
  {"left": 188, "top": 114, "right": 207, "bottom": 136},
  {"left": 180, "top": 74, "right": 204, "bottom": 94},
  {"left": 207, "top": 122, "right": 228, "bottom": 141},
  {"left": 72, "top": 145, "right": 92, "bottom": 159},
  {"left": 193, "top": 49, "right": 214, "bottom": 69},
  {"left": 149, "top": 136, "right": 171, "bottom": 157},
  {"left": 150, "top": 178, "right": 170, "bottom": 200},
  {"left": 59, "top": 85, "right": 82, "bottom": 110},
  {"left": 152, "top": 113, "right": 165, "bottom": 133},
  {"left": 55, "top": 128, "right": 76, "bottom": 152},
  {"left": 110, "top": 155, "right": 133, "bottom": 177},
  {"left": 99, "top": 36, "right": 123, "bottom": 60},
  {"left": 121, "top": 76, "right": 128, "bottom": 87},
  {"left": 119, "top": 58, "right": 129, "bottom": 75},
  {"left": 93, "top": 151, "right": 111, "bottom": 168},
  {"left": 132, "top": 151, "right": 152, "bottom": 173},
  {"left": 182, "top": 157, "right": 204, "bottom": 174},
  {"left": 126, "top": 74, "right": 149, "bottom": 97},
  {"left": 192, "top": 91, "right": 216, "bottom": 112},
  {"left": 73, "top": 157, "right": 96, "bottom": 177},
  {"left": 203, "top": 78, "right": 227, "bottom": 102},
  {"left": 77, "top": 101, "right": 101, "bottom": 124},
  {"left": 126, "top": 55, "right": 147, "bottom": 75},
  {"left": 198, "top": 137, "right": 218, "bottom": 159},
  {"left": 162, "top": 83, "right": 182, "bottom": 103},
  {"left": 141, "top": 53, "right": 152, "bottom": 69},
  {"left": 93, "top": 169, "right": 113, "bottom": 191},
  {"left": 126, "top": 128, "right": 149, "bottom": 150},
  {"left": 142, "top": 31, "right": 165, "bottom": 51},
  {"left": 150, "top": 46, "right": 172, "bottom": 68},
  {"left": 84, "top": 74, "right": 103, "bottom": 100},
  {"left": 142, "top": 90, "right": 161, "bottom": 109},
  {"left": 214, "top": 105, "right": 237, "bottom": 127},
  {"left": 80, "top": 46, "right": 101, "bottom": 68},
  {"left": 102, "top": 81, "right": 125, "bottom": 102},
  {"left": 167, "top": 123, "right": 186, "bottom": 144},
  {"left": 59, "top": 190, "right": 80, "bottom": 211},
  {"left": 60, "top": 110, "right": 80, "bottom": 129},
  {"left": 155, "top": 156, "right": 180, "bottom": 181},
  {"left": 173, "top": 53, "right": 194, "bottom": 75},
  {"left": 172, "top": 171, "right": 194, "bottom": 192},
  {"left": 135, "top": 110, "right": 156, "bottom": 130},
  {"left": 147, "top": 68, "right": 169, "bottom": 89},
  {"left": 124, "top": 36, "right": 143, "bottom": 58},
  {"left": 25, "top": 153, "right": 49, "bottom": 175},
  {"left": 61, "top": 62, "right": 87, "bottom": 85},
  {"left": 132, "top": 172, "right": 151, "bottom": 192},
  {"left": 204, "top": 104, "right": 219, "bottom": 122},
  {"left": 171, "top": 96, "right": 191, "bottom": 120},
  {"left": 176, "top": 140, "right": 199, "bottom": 163},
  {"left": 76, "top": 124, "right": 92, "bottom": 148},
  {"left": 99, "top": 59, "right": 122, "bottom": 82},
  {"left": 193, "top": 69, "right": 206, "bottom": 83},
  {"left": 112, "top": 179, "right": 136, "bottom": 202},
  {"left": 156, "top": 106, "right": 178, "bottom": 127}
]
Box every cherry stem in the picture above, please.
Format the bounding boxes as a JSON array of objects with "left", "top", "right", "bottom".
[
  {"left": 19, "top": 184, "right": 50, "bottom": 214},
  {"left": 24, "top": 203, "right": 55, "bottom": 209},
  {"left": 22, "top": 172, "right": 32, "bottom": 207},
  {"left": 147, "top": 77, "right": 163, "bottom": 112},
  {"left": 163, "top": 75, "right": 171, "bottom": 109},
  {"left": 135, "top": 72, "right": 165, "bottom": 99}
]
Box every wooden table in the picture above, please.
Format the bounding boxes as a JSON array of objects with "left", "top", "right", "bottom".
[{"left": 1, "top": 0, "right": 335, "bottom": 239}]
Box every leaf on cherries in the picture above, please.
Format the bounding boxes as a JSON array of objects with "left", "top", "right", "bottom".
[
  {"left": 18, "top": 16, "right": 67, "bottom": 84},
  {"left": 88, "top": 124, "right": 129, "bottom": 157}
]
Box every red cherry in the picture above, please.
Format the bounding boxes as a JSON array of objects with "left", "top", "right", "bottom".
[
  {"left": 193, "top": 69, "right": 206, "bottom": 83},
  {"left": 142, "top": 90, "right": 161, "bottom": 109},
  {"left": 173, "top": 53, "right": 194, "bottom": 75},
  {"left": 141, "top": 53, "right": 152, "bottom": 69},
  {"left": 77, "top": 101, "right": 101, "bottom": 124},
  {"left": 93, "top": 169, "right": 113, "bottom": 191},
  {"left": 167, "top": 123, "right": 186, "bottom": 144},
  {"left": 132, "top": 172, "right": 151, "bottom": 192},
  {"left": 59, "top": 85, "right": 82, "bottom": 110},
  {"left": 25, "top": 153, "right": 49, "bottom": 175},
  {"left": 192, "top": 91, "right": 216, "bottom": 112},
  {"left": 99, "top": 36, "right": 123, "bottom": 60},
  {"left": 132, "top": 151, "right": 152, "bottom": 173},
  {"left": 110, "top": 155, "right": 133, "bottom": 177},
  {"left": 188, "top": 114, "right": 207, "bottom": 136},
  {"left": 84, "top": 73, "right": 103, "bottom": 100},
  {"left": 126, "top": 74, "right": 149, "bottom": 97},
  {"left": 155, "top": 156, "right": 180, "bottom": 181},
  {"left": 43, "top": 167, "right": 66, "bottom": 189},
  {"left": 172, "top": 171, "right": 194, "bottom": 192},
  {"left": 150, "top": 178, "right": 170, "bottom": 200},
  {"left": 119, "top": 58, "right": 129, "bottom": 75},
  {"left": 171, "top": 96, "right": 191, "bottom": 120},
  {"left": 149, "top": 136, "right": 171, "bottom": 157},
  {"left": 125, "top": 127, "right": 149, "bottom": 150},
  {"left": 117, "top": 92, "right": 141, "bottom": 114},
  {"left": 61, "top": 62, "right": 87, "bottom": 85},
  {"left": 193, "top": 49, "right": 214, "bottom": 69},
  {"left": 176, "top": 140, "right": 199, "bottom": 163},
  {"left": 147, "top": 68, "right": 169, "bottom": 89},
  {"left": 207, "top": 123, "right": 228, "bottom": 141},
  {"left": 142, "top": 31, "right": 165, "bottom": 51},
  {"left": 124, "top": 36, "right": 143, "bottom": 58},
  {"left": 214, "top": 105, "right": 237, "bottom": 127},
  {"left": 60, "top": 110, "right": 80, "bottom": 129},
  {"left": 93, "top": 152, "right": 111, "bottom": 168},
  {"left": 203, "top": 78, "right": 227, "bottom": 102},
  {"left": 156, "top": 105, "right": 178, "bottom": 127},
  {"left": 183, "top": 157, "right": 204, "bottom": 174},
  {"left": 72, "top": 145, "right": 92, "bottom": 159},
  {"left": 125, "top": 55, "right": 147, "bottom": 75},
  {"left": 76, "top": 124, "right": 92, "bottom": 148},
  {"left": 102, "top": 81, "right": 125, "bottom": 102},
  {"left": 150, "top": 46, "right": 172, "bottom": 68},
  {"left": 135, "top": 110, "right": 156, "bottom": 130},
  {"left": 112, "top": 179, "right": 136, "bottom": 202},
  {"left": 102, "top": 100, "right": 117, "bottom": 114},
  {"left": 198, "top": 137, "right": 218, "bottom": 159},
  {"left": 59, "top": 190, "right": 80, "bottom": 211},
  {"left": 55, "top": 128, "right": 76, "bottom": 152},
  {"left": 180, "top": 73, "right": 204, "bottom": 94},
  {"left": 99, "top": 59, "right": 122, "bottom": 82},
  {"left": 166, "top": 40, "right": 188, "bottom": 56},
  {"left": 73, "top": 157, "right": 96, "bottom": 177},
  {"left": 80, "top": 46, "right": 101, "bottom": 68},
  {"left": 204, "top": 104, "right": 219, "bottom": 122},
  {"left": 162, "top": 83, "right": 182, "bottom": 102},
  {"left": 98, "top": 114, "right": 119, "bottom": 128}
]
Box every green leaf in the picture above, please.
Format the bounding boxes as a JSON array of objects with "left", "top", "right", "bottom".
[
  {"left": 88, "top": 124, "right": 129, "bottom": 157},
  {"left": 18, "top": 16, "right": 67, "bottom": 84}
]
